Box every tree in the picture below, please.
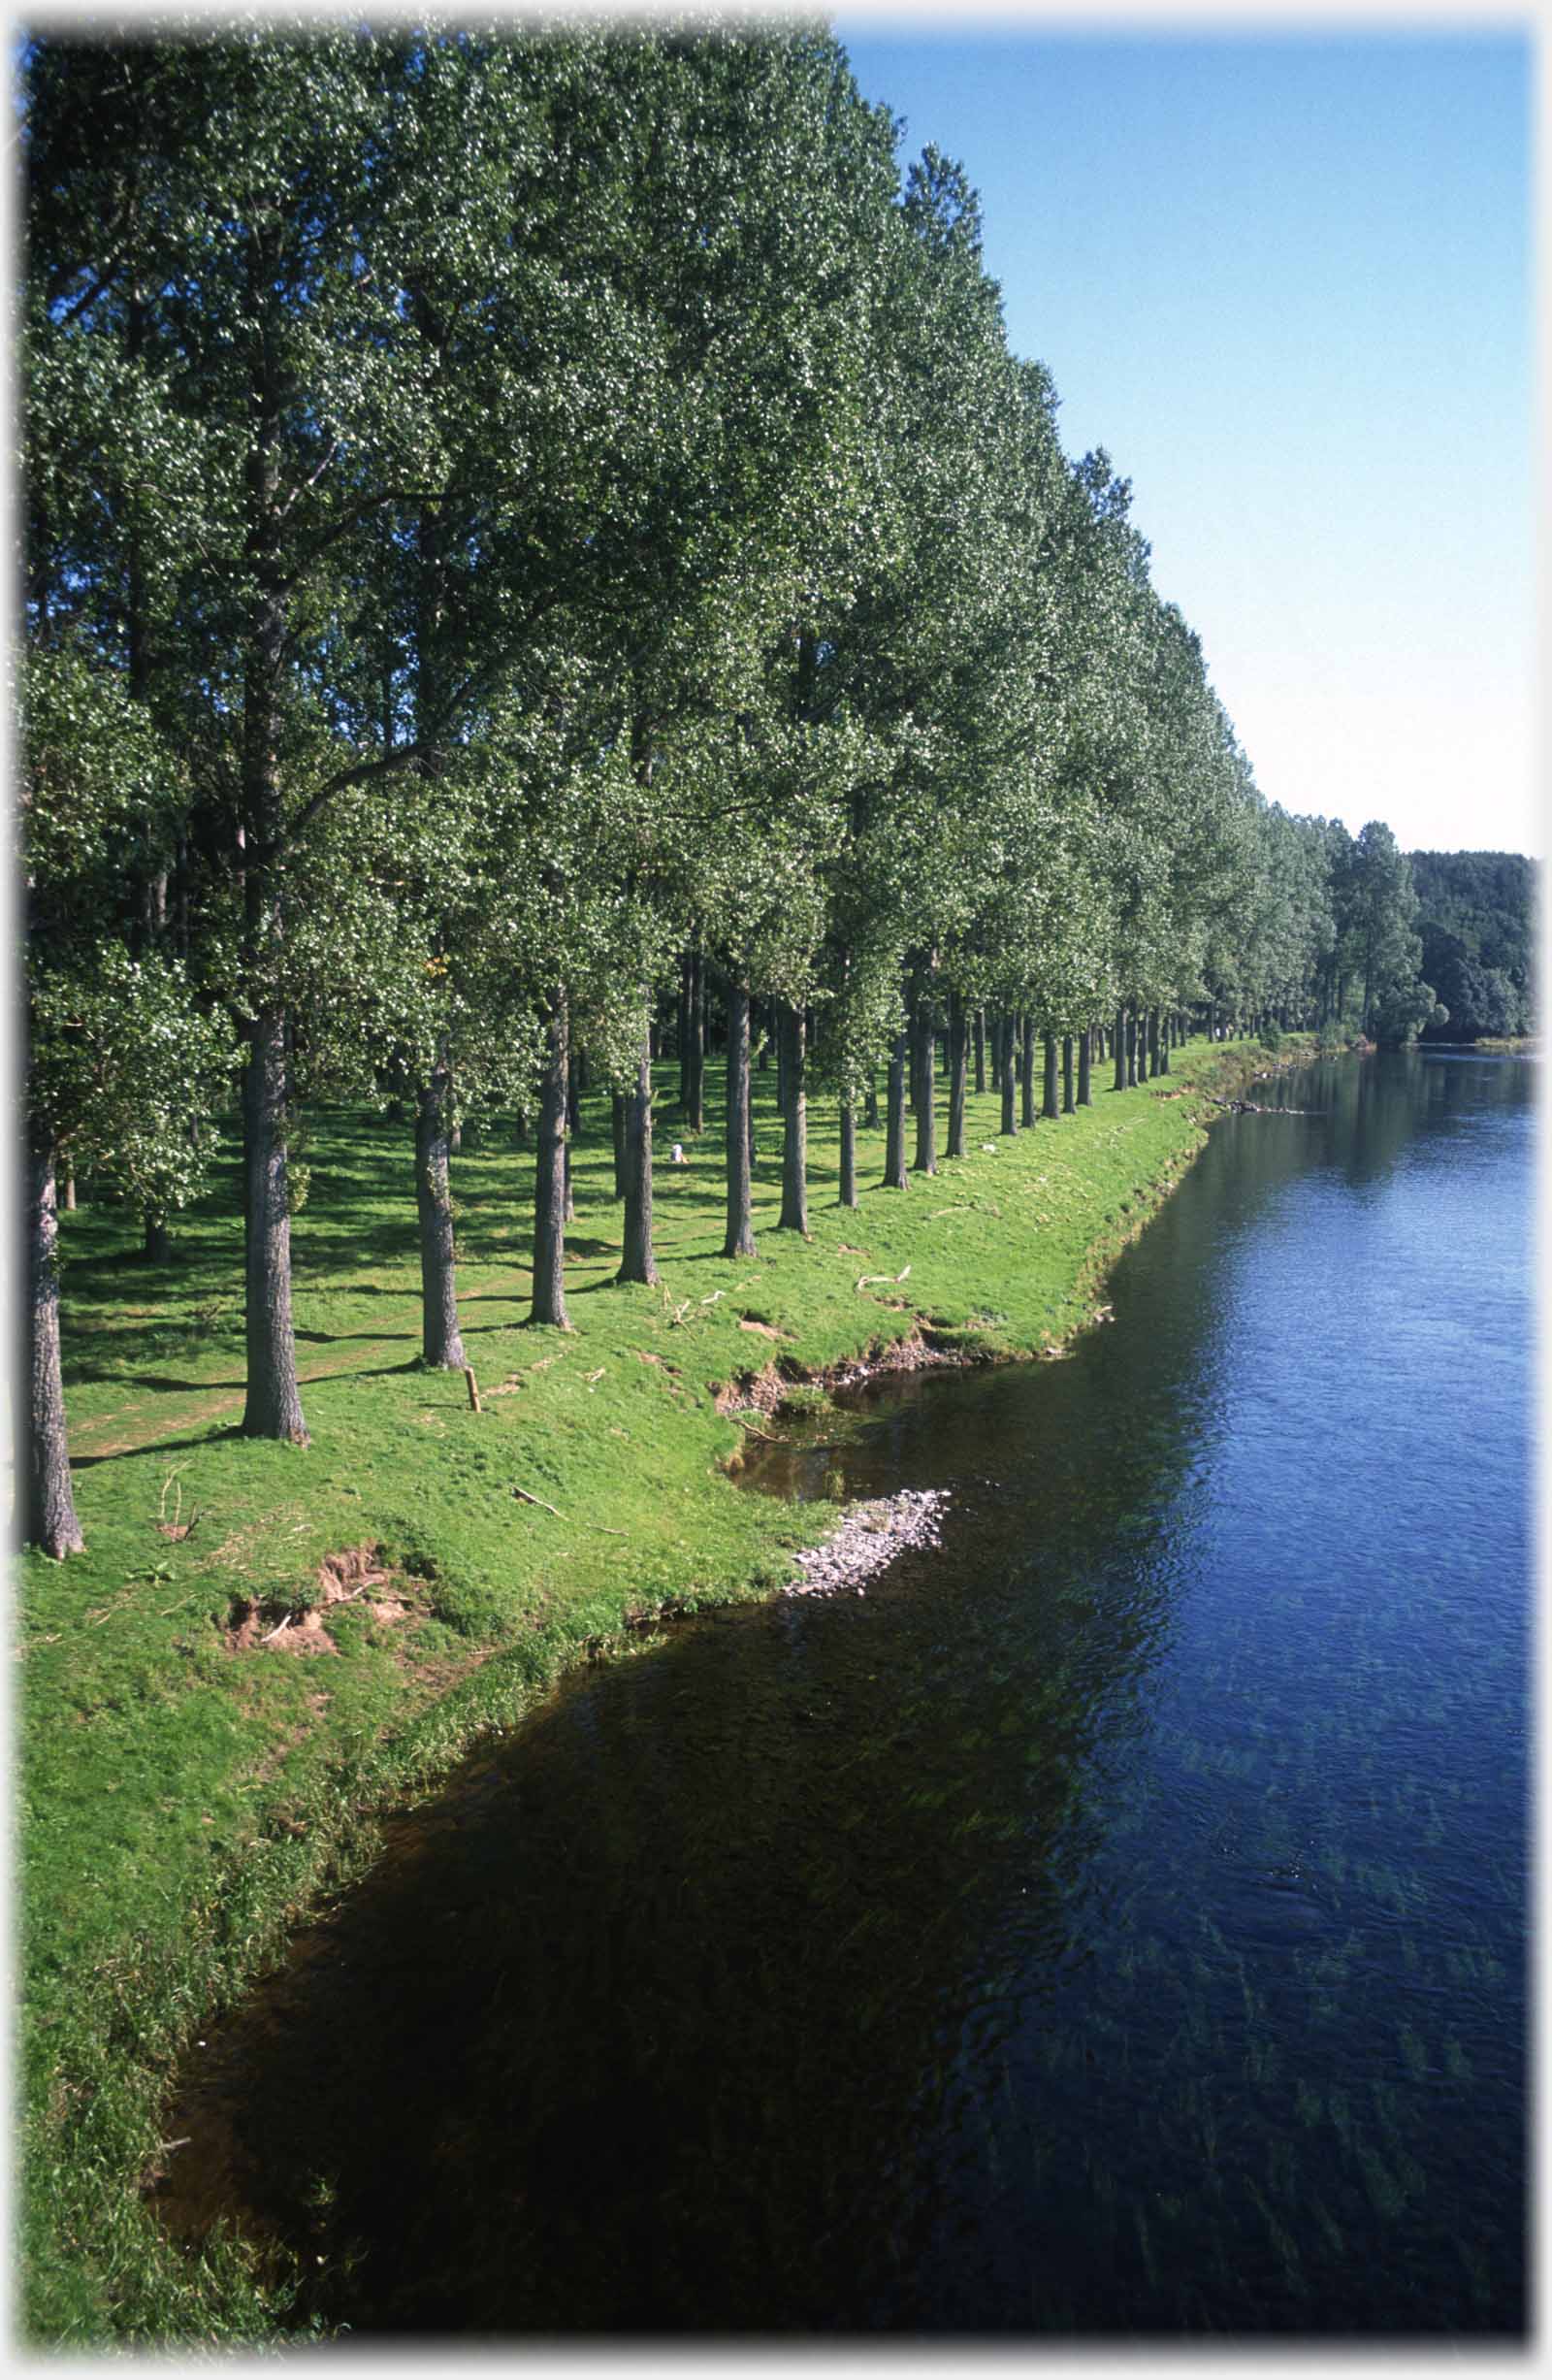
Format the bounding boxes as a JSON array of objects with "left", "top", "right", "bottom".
[
  {"left": 1342, "top": 822, "right": 1432, "bottom": 1043},
  {"left": 19, "top": 646, "right": 234, "bottom": 1556}
]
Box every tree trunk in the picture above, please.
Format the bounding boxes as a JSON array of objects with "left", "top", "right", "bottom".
[
  {"left": 677, "top": 951, "right": 692, "bottom": 1116},
  {"left": 999, "top": 1011, "right": 1018, "bottom": 1134},
  {"left": 531, "top": 995, "right": 570, "bottom": 1329},
  {"left": 415, "top": 1060, "right": 467, "bottom": 1368},
  {"left": 689, "top": 947, "right": 705, "bottom": 1132},
  {"left": 1042, "top": 1029, "right": 1059, "bottom": 1120},
  {"left": 839, "top": 1099, "right": 857, "bottom": 1208},
  {"left": 883, "top": 1031, "right": 909, "bottom": 1188},
  {"left": 1114, "top": 1006, "right": 1127, "bottom": 1091},
  {"left": 778, "top": 1002, "right": 808, "bottom": 1232},
  {"left": 61, "top": 1165, "right": 76, "bottom": 1213},
  {"left": 238, "top": 231, "right": 306, "bottom": 1445},
  {"left": 1062, "top": 1033, "right": 1075, "bottom": 1114},
  {"left": 912, "top": 980, "right": 937, "bottom": 1174},
  {"left": 144, "top": 1210, "right": 171, "bottom": 1262},
  {"left": 1158, "top": 1011, "right": 1171, "bottom": 1075},
  {"left": 863, "top": 1075, "right": 880, "bottom": 1130},
  {"left": 21, "top": 1124, "right": 84, "bottom": 1556},
  {"left": 1078, "top": 1027, "right": 1092, "bottom": 1106},
  {"left": 723, "top": 981, "right": 757, "bottom": 1258},
  {"left": 948, "top": 991, "right": 968, "bottom": 1158},
  {"left": 617, "top": 1022, "right": 659, "bottom": 1285},
  {"left": 611, "top": 1090, "right": 628, "bottom": 1201},
  {"left": 1019, "top": 1014, "right": 1036, "bottom": 1126},
  {"left": 1126, "top": 1007, "right": 1139, "bottom": 1087},
  {"left": 242, "top": 1008, "right": 307, "bottom": 1443},
  {"left": 973, "top": 1006, "right": 986, "bottom": 1095}
]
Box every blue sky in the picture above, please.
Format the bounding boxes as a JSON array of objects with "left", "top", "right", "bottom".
[{"left": 832, "top": 22, "right": 1536, "bottom": 858}]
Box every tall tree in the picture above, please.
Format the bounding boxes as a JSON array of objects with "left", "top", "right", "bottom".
[{"left": 19, "top": 647, "right": 233, "bottom": 1556}]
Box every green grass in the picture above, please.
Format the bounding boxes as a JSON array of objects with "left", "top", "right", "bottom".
[{"left": 18, "top": 1028, "right": 1310, "bottom": 2343}]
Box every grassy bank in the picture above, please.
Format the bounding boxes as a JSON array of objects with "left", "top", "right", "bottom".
[{"left": 18, "top": 1028, "right": 1315, "bottom": 2342}]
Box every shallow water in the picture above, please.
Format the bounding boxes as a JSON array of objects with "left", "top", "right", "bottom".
[{"left": 154, "top": 1053, "right": 1533, "bottom": 2334}]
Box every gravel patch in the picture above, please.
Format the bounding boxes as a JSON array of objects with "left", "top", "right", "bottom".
[{"left": 783, "top": 1488, "right": 951, "bottom": 1599}]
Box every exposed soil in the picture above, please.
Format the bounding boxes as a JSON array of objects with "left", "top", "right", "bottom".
[
  {"left": 224, "top": 1542, "right": 412, "bottom": 1655},
  {"left": 714, "top": 1323, "right": 983, "bottom": 1423}
]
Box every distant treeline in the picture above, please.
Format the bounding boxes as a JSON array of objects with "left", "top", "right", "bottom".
[{"left": 1406, "top": 852, "right": 1538, "bottom": 1043}]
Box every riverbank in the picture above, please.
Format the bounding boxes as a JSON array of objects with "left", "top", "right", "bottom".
[{"left": 19, "top": 1028, "right": 1321, "bottom": 2342}]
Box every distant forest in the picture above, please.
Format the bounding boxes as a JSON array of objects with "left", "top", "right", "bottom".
[{"left": 1406, "top": 852, "right": 1538, "bottom": 1043}]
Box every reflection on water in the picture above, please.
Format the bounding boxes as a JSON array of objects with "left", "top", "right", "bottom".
[{"left": 154, "top": 1054, "right": 1532, "bottom": 2334}]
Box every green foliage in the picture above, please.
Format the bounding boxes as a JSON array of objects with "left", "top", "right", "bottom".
[
  {"left": 1409, "top": 851, "right": 1537, "bottom": 1042},
  {"left": 30, "top": 948, "right": 236, "bottom": 1213},
  {"left": 21, "top": 646, "right": 235, "bottom": 1192}
]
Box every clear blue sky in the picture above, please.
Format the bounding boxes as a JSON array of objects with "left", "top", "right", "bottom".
[{"left": 832, "top": 21, "right": 1536, "bottom": 859}]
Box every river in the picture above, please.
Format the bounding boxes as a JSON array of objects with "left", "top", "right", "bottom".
[{"left": 154, "top": 1051, "right": 1534, "bottom": 2335}]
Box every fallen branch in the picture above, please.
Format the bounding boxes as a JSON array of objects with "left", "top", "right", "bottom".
[{"left": 512, "top": 1485, "right": 627, "bottom": 1536}]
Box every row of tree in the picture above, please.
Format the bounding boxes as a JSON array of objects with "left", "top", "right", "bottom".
[{"left": 21, "top": 22, "right": 1442, "bottom": 1559}]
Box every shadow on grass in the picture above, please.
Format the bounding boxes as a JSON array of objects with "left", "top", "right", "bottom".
[
  {"left": 295, "top": 1328, "right": 418, "bottom": 1346},
  {"left": 71, "top": 1425, "right": 247, "bottom": 1468}
]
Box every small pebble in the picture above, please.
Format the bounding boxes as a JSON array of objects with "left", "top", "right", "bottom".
[{"left": 783, "top": 1488, "right": 951, "bottom": 1599}]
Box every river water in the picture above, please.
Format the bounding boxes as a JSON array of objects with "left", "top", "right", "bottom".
[{"left": 156, "top": 1053, "right": 1534, "bottom": 2336}]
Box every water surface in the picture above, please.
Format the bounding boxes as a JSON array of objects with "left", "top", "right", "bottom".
[{"left": 156, "top": 1053, "right": 1533, "bottom": 2334}]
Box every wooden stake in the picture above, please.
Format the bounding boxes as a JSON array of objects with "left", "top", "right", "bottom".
[{"left": 464, "top": 1365, "right": 481, "bottom": 1412}]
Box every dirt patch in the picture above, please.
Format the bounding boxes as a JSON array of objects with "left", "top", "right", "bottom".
[
  {"left": 737, "top": 1316, "right": 793, "bottom": 1341},
  {"left": 714, "top": 1324, "right": 981, "bottom": 1423},
  {"left": 225, "top": 1602, "right": 340, "bottom": 1657},
  {"left": 225, "top": 1543, "right": 412, "bottom": 1654},
  {"left": 317, "top": 1543, "right": 392, "bottom": 1598}
]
